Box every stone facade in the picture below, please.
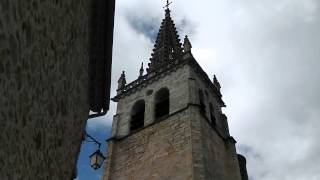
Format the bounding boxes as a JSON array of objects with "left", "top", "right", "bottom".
[
  {"left": 0, "top": 1, "right": 90, "bottom": 179},
  {"left": 188, "top": 64, "right": 242, "bottom": 180},
  {"left": 102, "top": 6, "right": 247, "bottom": 180},
  {"left": 112, "top": 65, "right": 190, "bottom": 137},
  {"left": 103, "top": 60, "right": 243, "bottom": 180},
  {"left": 105, "top": 109, "right": 193, "bottom": 180}
]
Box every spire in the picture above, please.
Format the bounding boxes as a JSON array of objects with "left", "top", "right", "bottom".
[
  {"left": 117, "top": 71, "right": 126, "bottom": 94},
  {"left": 139, "top": 63, "right": 144, "bottom": 78},
  {"left": 183, "top": 35, "right": 192, "bottom": 53},
  {"left": 147, "top": 2, "right": 183, "bottom": 74}
]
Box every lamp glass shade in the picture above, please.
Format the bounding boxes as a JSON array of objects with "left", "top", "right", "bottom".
[{"left": 89, "top": 149, "right": 105, "bottom": 170}]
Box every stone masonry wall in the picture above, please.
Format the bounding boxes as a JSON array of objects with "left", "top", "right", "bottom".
[
  {"left": 104, "top": 109, "right": 193, "bottom": 180},
  {"left": 0, "top": 1, "right": 89, "bottom": 179},
  {"left": 188, "top": 65, "right": 228, "bottom": 137},
  {"left": 104, "top": 65, "right": 192, "bottom": 180},
  {"left": 188, "top": 66, "right": 242, "bottom": 180},
  {"left": 192, "top": 110, "right": 242, "bottom": 180},
  {"left": 104, "top": 60, "right": 242, "bottom": 180},
  {"left": 113, "top": 65, "right": 190, "bottom": 138}
]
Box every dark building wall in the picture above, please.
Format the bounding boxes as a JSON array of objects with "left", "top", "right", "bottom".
[
  {"left": 238, "top": 154, "right": 249, "bottom": 180},
  {"left": 0, "top": 1, "right": 90, "bottom": 179},
  {"left": 89, "top": 0, "right": 115, "bottom": 114}
]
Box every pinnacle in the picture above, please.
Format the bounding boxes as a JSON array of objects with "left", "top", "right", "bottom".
[
  {"left": 139, "top": 63, "right": 144, "bottom": 77},
  {"left": 213, "top": 75, "right": 221, "bottom": 90},
  {"left": 183, "top": 35, "right": 192, "bottom": 53}
]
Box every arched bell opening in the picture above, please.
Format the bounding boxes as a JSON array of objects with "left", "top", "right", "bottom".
[
  {"left": 154, "top": 88, "right": 170, "bottom": 120},
  {"left": 130, "top": 100, "right": 145, "bottom": 132}
]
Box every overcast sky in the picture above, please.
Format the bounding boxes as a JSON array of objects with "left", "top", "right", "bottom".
[{"left": 84, "top": 0, "right": 320, "bottom": 179}]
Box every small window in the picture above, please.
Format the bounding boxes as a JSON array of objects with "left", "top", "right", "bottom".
[
  {"left": 209, "top": 103, "right": 216, "bottom": 126},
  {"left": 130, "top": 100, "right": 145, "bottom": 132},
  {"left": 199, "top": 90, "right": 206, "bottom": 114},
  {"left": 155, "top": 88, "right": 170, "bottom": 120}
]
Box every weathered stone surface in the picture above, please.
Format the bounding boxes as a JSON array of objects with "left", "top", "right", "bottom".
[
  {"left": 106, "top": 110, "right": 193, "bottom": 180},
  {"left": 103, "top": 63, "right": 243, "bottom": 180},
  {"left": 0, "top": 1, "right": 89, "bottom": 179},
  {"left": 103, "top": 5, "right": 245, "bottom": 179},
  {"left": 113, "top": 65, "right": 190, "bottom": 138}
]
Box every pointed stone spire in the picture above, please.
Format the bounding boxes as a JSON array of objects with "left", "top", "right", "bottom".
[
  {"left": 117, "top": 71, "right": 126, "bottom": 94},
  {"left": 183, "top": 35, "right": 192, "bottom": 53},
  {"left": 147, "top": 6, "right": 183, "bottom": 74},
  {"left": 139, "top": 63, "right": 144, "bottom": 78},
  {"left": 213, "top": 75, "right": 221, "bottom": 91}
]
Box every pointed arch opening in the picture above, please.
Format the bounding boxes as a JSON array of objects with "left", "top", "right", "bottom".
[
  {"left": 209, "top": 103, "right": 216, "bottom": 126},
  {"left": 130, "top": 100, "right": 145, "bottom": 132},
  {"left": 199, "top": 89, "right": 206, "bottom": 115},
  {"left": 155, "top": 88, "right": 170, "bottom": 120}
]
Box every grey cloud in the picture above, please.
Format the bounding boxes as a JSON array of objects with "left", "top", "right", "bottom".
[
  {"left": 96, "top": 1, "right": 320, "bottom": 179},
  {"left": 222, "top": 1, "right": 320, "bottom": 179},
  {"left": 126, "top": 13, "right": 159, "bottom": 42},
  {"left": 237, "top": 144, "right": 262, "bottom": 161},
  {"left": 176, "top": 17, "right": 197, "bottom": 37},
  {"left": 125, "top": 9, "right": 197, "bottom": 43}
]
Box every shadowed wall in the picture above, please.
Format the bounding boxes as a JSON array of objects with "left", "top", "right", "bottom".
[{"left": 0, "top": 0, "right": 114, "bottom": 179}]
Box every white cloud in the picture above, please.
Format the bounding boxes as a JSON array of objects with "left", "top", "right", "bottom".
[{"left": 91, "top": 1, "right": 320, "bottom": 179}]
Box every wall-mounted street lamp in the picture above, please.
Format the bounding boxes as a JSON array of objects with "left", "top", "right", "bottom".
[
  {"left": 89, "top": 149, "right": 105, "bottom": 170},
  {"left": 85, "top": 133, "right": 105, "bottom": 170}
]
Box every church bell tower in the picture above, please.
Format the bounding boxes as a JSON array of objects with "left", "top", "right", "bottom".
[{"left": 103, "top": 3, "right": 248, "bottom": 180}]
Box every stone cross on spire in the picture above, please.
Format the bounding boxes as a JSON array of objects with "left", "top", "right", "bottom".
[{"left": 163, "top": 0, "right": 172, "bottom": 9}]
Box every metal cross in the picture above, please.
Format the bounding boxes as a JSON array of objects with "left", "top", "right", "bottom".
[{"left": 163, "top": 0, "right": 172, "bottom": 9}]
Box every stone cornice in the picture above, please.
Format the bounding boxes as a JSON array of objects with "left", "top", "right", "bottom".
[
  {"left": 112, "top": 53, "right": 225, "bottom": 107},
  {"left": 112, "top": 59, "right": 187, "bottom": 102}
]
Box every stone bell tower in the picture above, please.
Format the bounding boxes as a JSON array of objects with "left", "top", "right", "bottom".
[{"left": 103, "top": 5, "right": 248, "bottom": 180}]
